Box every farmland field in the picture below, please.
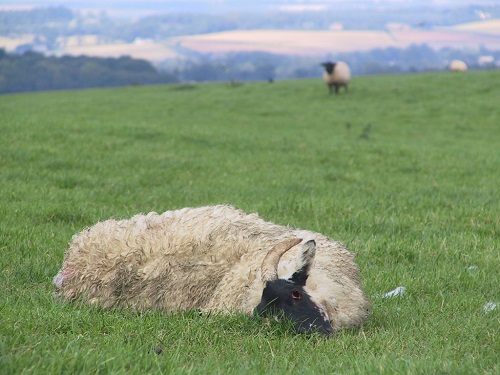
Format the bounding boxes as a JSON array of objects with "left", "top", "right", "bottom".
[
  {"left": 0, "top": 71, "right": 499, "bottom": 374},
  {"left": 171, "top": 27, "right": 500, "bottom": 55},
  {"left": 3, "top": 18, "right": 500, "bottom": 61}
]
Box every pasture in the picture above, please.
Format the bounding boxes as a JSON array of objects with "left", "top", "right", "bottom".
[{"left": 0, "top": 70, "right": 498, "bottom": 373}]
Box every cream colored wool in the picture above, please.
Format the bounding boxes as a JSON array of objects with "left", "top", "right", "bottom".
[
  {"left": 449, "top": 59, "right": 468, "bottom": 72},
  {"left": 54, "top": 205, "right": 370, "bottom": 330},
  {"left": 323, "top": 61, "right": 351, "bottom": 87}
]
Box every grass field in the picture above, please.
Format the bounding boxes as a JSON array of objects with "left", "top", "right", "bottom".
[{"left": 0, "top": 71, "right": 499, "bottom": 374}]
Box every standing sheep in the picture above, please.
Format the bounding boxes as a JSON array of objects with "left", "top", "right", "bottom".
[
  {"left": 449, "top": 59, "right": 468, "bottom": 72},
  {"left": 321, "top": 61, "right": 351, "bottom": 94},
  {"left": 53, "top": 205, "right": 370, "bottom": 335}
]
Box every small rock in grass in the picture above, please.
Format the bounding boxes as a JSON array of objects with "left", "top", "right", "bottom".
[
  {"left": 483, "top": 302, "right": 497, "bottom": 313},
  {"left": 383, "top": 286, "right": 406, "bottom": 298},
  {"left": 154, "top": 346, "right": 163, "bottom": 355}
]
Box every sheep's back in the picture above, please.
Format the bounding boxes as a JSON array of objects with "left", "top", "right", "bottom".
[{"left": 449, "top": 59, "right": 467, "bottom": 72}]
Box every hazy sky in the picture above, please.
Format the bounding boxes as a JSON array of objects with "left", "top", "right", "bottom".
[
  {"left": 0, "top": 0, "right": 494, "bottom": 20},
  {"left": 0, "top": 0, "right": 491, "bottom": 9}
]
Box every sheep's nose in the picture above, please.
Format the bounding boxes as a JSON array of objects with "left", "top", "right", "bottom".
[{"left": 322, "top": 325, "right": 334, "bottom": 336}]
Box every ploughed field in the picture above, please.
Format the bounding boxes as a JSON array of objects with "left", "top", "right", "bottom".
[{"left": 0, "top": 70, "right": 498, "bottom": 374}]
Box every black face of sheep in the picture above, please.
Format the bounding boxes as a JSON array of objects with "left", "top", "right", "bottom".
[
  {"left": 321, "top": 61, "right": 336, "bottom": 74},
  {"left": 255, "top": 239, "right": 333, "bottom": 335},
  {"left": 255, "top": 280, "right": 333, "bottom": 335}
]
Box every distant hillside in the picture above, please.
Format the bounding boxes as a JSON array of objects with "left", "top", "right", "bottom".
[
  {"left": 170, "top": 24, "right": 500, "bottom": 56},
  {"left": 1, "top": 5, "right": 499, "bottom": 89},
  {"left": 2, "top": 4, "right": 500, "bottom": 60},
  {"left": 3, "top": 19, "right": 499, "bottom": 64}
]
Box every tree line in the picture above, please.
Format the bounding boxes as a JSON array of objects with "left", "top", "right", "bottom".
[{"left": 0, "top": 49, "right": 177, "bottom": 94}]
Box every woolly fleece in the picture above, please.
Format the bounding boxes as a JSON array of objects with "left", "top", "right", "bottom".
[{"left": 54, "top": 205, "right": 370, "bottom": 330}]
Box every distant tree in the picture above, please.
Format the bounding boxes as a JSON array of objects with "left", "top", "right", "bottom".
[
  {"left": 291, "top": 67, "right": 316, "bottom": 79},
  {"left": 254, "top": 62, "right": 276, "bottom": 81},
  {"left": 0, "top": 50, "right": 177, "bottom": 94}
]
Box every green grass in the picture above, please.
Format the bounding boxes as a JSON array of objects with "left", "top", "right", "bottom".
[{"left": 1, "top": 71, "right": 499, "bottom": 374}]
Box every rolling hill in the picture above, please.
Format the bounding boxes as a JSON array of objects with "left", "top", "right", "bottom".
[{"left": 2, "top": 18, "right": 499, "bottom": 63}]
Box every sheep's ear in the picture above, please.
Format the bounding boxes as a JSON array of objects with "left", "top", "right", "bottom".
[{"left": 288, "top": 240, "right": 316, "bottom": 286}]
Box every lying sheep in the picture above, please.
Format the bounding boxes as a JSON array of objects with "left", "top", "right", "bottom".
[
  {"left": 53, "top": 205, "right": 370, "bottom": 335},
  {"left": 449, "top": 59, "right": 468, "bottom": 72},
  {"left": 321, "top": 61, "right": 351, "bottom": 94}
]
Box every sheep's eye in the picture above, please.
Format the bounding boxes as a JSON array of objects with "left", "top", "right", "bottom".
[{"left": 291, "top": 290, "right": 302, "bottom": 300}]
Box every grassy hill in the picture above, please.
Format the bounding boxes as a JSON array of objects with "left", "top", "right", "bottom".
[{"left": 0, "top": 71, "right": 499, "bottom": 374}]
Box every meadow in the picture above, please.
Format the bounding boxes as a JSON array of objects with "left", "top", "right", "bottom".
[{"left": 0, "top": 70, "right": 498, "bottom": 374}]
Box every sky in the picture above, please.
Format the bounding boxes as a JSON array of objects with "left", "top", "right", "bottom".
[
  {"left": 1, "top": 0, "right": 494, "bottom": 11},
  {"left": 0, "top": 1, "right": 496, "bottom": 20}
]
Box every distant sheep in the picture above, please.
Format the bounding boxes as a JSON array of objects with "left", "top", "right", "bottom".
[
  {"left": 53, "top": 205, "right": 370, "bottom": 335},
  {"left": 449, "top": 59, "right": 468, "bottom": 72},
  {"left": 321, "top": 61, "right": 351, "bottom": 94}
]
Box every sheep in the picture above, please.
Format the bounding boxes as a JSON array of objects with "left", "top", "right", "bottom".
[
  {"left": 449, "top": 59, "right": 468, "bottom": 72},
  {"left": 321, "top": 61, "right": 351, "bottom": 94},
  {"left": 53, "top": 205, "right": 370, "bottom": 335}
]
